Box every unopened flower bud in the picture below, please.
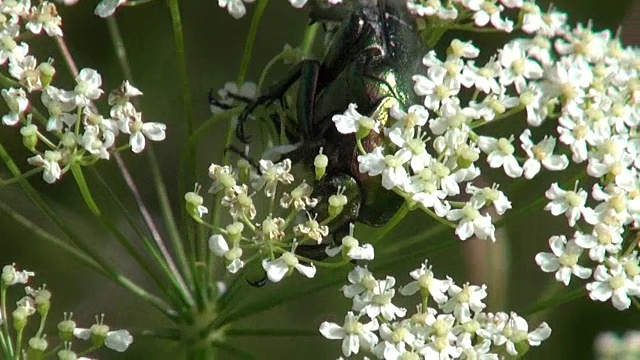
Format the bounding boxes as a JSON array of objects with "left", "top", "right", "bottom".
[
  {"left": 57, "top": 349, "right": 78, "bottom": 360},
  {"left": 20, "top": 123, "right": 38, "bottom": 151},
  {"left": 28, "top": 336, "right": 48, "bottom": 354},
  {"left": 185, "top": 190, "right": 207, "bottom": 218},
  {"left": 38, "top": 62, "right": 55, "bottom": 88},
  {"left": 13, "top": 306, "right": 30, "bottom": 331},
  {"left": 356, "top": 116, "right": 375, "bottom": 140},
  {"left": 89, "top": 323, "right": 110, "bottom": 347},
  {"left": 314, "top": 148, "right": 328, "bottom": 180},
  {"left": 58, "top": 318, "right": 76, "bottom": 342},
  {"left": 328, "top": 190, "right": 348, "bottom": 217},
  {"left": 226, "top": 222, "right": 244, "bottom": 242}
]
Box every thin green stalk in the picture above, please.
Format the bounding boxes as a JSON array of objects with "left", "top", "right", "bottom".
[
  {"left": 105, "top": 15, "right": 194, "bottom": 303},
  {"left": 147, "top": 150, "right": 196, "bottom": 300},
  {"left": 0, "top": 288, "right": 14, "bottom": 357},
  {"left": 70, "top": 165, "right": 169, "bottom": 293},
  {"left": 0, "top": 200, "right": 105, "bottom": 276},
  {"left": 167, "top": 0, "right": 196, "bottom": 223},
  {"left": 14, "top": 327, "right": 22, "bottom": 360},
  {"left": 371, "top": 201, "right": 410, "bottom": 244},
  {"left": 0, "top": 332, "right": 9, "bottom": 359},
  {"left": 91, "top": 168, "right": 193, "bottom": 309},
  {"left": 0, "top": 145, "right": 176, "bottom": 318},
  {"left": 237, "top": 0, "right": 270, "bottom": 85}
]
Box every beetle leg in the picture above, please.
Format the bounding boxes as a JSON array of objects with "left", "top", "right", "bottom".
[{"left": 236, "top": 59, "right": 321, "bottom": 143}]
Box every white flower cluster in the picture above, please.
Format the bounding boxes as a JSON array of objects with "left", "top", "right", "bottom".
[
  {"left": 186, "top": 158, "right": 374, "bottom": 283},
  {"left": 320, "top": 261, "right": 551, "bottom": 359},
  {"left": 0, "top": 1, "right": 166, "bottom": 184},
  {"left": 327, "top": 1, "right": 639, "bottom": 312},
  {"left": 218, "top": 0, "right": 342, "bottom": 19},
  {"left": 0, "top": 264, "right": 133, "bottom": 358}
]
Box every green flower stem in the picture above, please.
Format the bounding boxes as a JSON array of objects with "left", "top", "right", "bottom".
[
  {"left": 70, "top": 165, "right": 170, "bottom": 291},
  {"left": 0, "top": 158, "right": 171, "bottom": 318},
  {"left": 0, "top": 287, "right": 14, "bottom": 357},
  {"left": 371, "top": 201, "right": 410, "bottom": 244},
  {"left": 148, "top": 149, "right": 196, "bottom": 296},
  {"left": 35, "top": 307, "right": 48, "bottom": 339},
  {"left": 166, "top": 0, "right": 197, "bottom": 265},
  {"left": 0, "top": 332, "right": 9, "bottom": 360},
  {"left": 237, "top": 0, "right": 269, "bottom": 85},
  {"left": 14, "top": 327, "right": 22, "bottom": 360},
  {"left": 0, "top": 199, "right": 105, "bottom": 276},
  {"left": 0, "top": 167, "right": 44, "bottom": 186},
  {"left": 105, "top": 17, "right": 133, "bottom": 80},
  {"left": 0, "top": 72, "right": 20, "bottom": 88},
  {"left": 91, "top": 167, "right": 194, "bottom": 308}
]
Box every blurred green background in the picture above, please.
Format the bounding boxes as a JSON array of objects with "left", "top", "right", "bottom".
[{"left": 0, "top": 0, "right": 638, "bottom": 358}]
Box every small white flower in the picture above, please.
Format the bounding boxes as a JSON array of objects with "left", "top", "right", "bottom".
[
  {"left": 2, "top": 87, "right": 29, "bottom": 126},
  {"left": 587, "top": 261, "right": 640, "bottom": 310},
  {"left": 2, "top": 265, "right": 34, "bottom": 286},
  {"left": 535, "top": 235, "right": 592, "bottom": 286},
  {"left": 446, "top": 202, "right": 496, "bottom": 241},
  {"left": 251, "top": 159, "right": 294, "bottom": 197},
  {"left": 498, "top": 41, "right": 542, "bottom": 92},
  {"left": 413, "top": 66, "right": 461, "bottom": 111},
  {"left": 353, "top": 277, "right": 406, "bottom": 321},
  {"left": 332, "top": 103, "right": 378, "bottom": 135},
  {"left": 544, "top": 183, "right": 598, "bottom": 227},
  {"left": 342, "top": 266, "right": 377, "bottom": 299},
  {"left": 441, "top": 283, "right": 487, "bottom": 322},
  {"left": 118, "top": 112, "right": 166, "bottom": 153},
  {"left": 262, "top": 252, "right": 316, "bottom": 283},
  {"left": 358, "top": 147, "right": 412, "bottom": 190},
  {"left": 27, "top": 151, "right": 63, "bottom": 183},
  {"left": 288, "top": 0, "right": 307, "bottom": 8},
  {"left": 477, "top": 136, "right": 523, "bottom": 178},
  {"left": 94, "top": 0, "right": 127, "bottom": 17},
  {"left": 41, "top": 86, "right": 77, "bottom": 131},
  {"left": 400, "top": 260, "right": 450, "bottom": 304},
  {"left": 573, "top": 224, "right": 624, "bottom": 262},
  {"left": 319, "top": 312, "right": 379, "bottom": 357},
  {"left": 218, "top": 0, "right": 255, "bottom": 19},
  {"left": 325, "top": 226, "right": 374, "bottom": 261},
  {"left": 209, "top": 234, "right": 244, "bottom": 274},
  {"left": 0, "top": 26, "right": 29, "bottom": 65},
  {"left": 26, "top": 2, "right": 63, "bottom": 37},
  {"left": 466, "top": 183, "right": 512, "bottom": 215},
  {"left": 492, "top": 312, "right": 551, "bottom": 356},
  {"left": 74, "top": 327, "right": 133, "bottom": 352},
  {"left": 519, "top": 129, "right": 569, "bottom": 179},
  {"left": 70, "top": 68, "right": 104, "bottom": 107}
]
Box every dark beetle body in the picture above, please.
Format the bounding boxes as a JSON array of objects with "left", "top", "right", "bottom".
[{"left": 239, "top": 0, "right": 426, "bottom": 233}]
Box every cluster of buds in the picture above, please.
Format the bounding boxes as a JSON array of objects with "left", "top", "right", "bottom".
[
  {"left": 320, "top": 261, "right": 551, "bottom": 359},
  {"left": 0, "top": 264, "right": 132, "bottom": 358},
  {"left": 0, "top": 1, "right": 166, "bottom": 184},
  {"left": 185, "top": 157, "right": 375, "bottom": 283}
]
